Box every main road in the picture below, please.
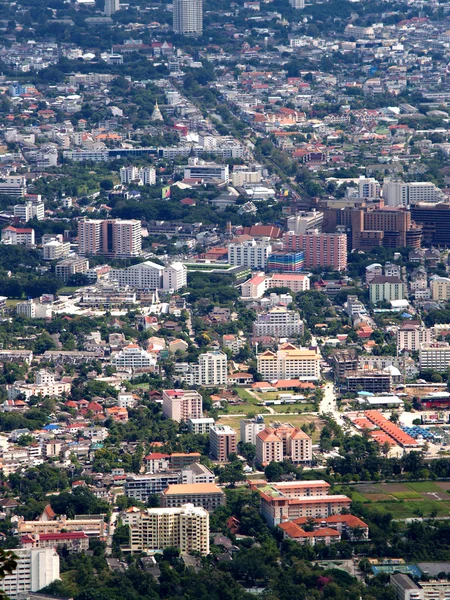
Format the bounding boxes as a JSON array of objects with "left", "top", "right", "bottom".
[{"left": 319, "top": 381, "right": 345, "bottom": 426}]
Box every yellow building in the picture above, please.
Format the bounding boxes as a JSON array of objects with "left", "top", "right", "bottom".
[
  {"left": 128, "top": 504, "right": 209, "bottom": 555},
  {"left": 257, "top": 343, "right": 321, "bottom": 381},
  {"left": 431, "top": 277, "right": 450, "bottom": 301}
]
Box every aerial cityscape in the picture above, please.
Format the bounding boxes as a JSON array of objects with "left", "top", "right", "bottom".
[{"left": 2, "top": 0, "right": 450, "bottom": 599}]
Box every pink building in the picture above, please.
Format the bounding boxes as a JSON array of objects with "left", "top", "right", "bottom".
[
  {"left": 283, "top": 232, "right": 347, "bottom": 271},
  {"left": 162, "top": 389, "right": 203, "bottom": 423}
]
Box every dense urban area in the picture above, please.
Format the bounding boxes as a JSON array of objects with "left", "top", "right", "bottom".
[{"left": 4, "top": 0, "right": 450, "bottom": 600}]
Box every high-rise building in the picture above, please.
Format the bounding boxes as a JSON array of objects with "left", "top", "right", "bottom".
[
  {"left": 120, "top": 166, "right": 156, "bottom": 186},
  {"left": 179, "top": 351, "right": 228, "bottom": 386},
  {"left": 173, "top": 0, "right": 203, "bottom": 36},
  {"left": 162, "top": 389, "right": 203, "bottom": 423},
  {"left": 128, "top": 504, "right": 210, "bottom": 555},
  {"left": 78, "top": 219, "right": 141, "bottom": 257},
  {"left": 287, "top": 211, "right": 323, "bottom": 234},
  {"left": 0, "top": 548, "right": 60, "bottom": 599},
  {"left": 228, "top": 239, "right": 272, "bottom": 269},
  {"left": 283, "top": 232, "right": 347, "bottom": 271},
  {"left": 109, "top": 261, "right": 186, "bottom": 291},
  {"left": 383, "top": 180, "right": 442, "bottom": 207},
  {"left": 252, "top": 307, "right": 304, "bottom": 338},
  {"left": 104, "top": 0, "right": 120, "bottom": 16},
  {"left": 397, "top": 321, "right": 434, "bottom": 352},
  {"left": 257, "top": 343, "right": 321, "bottom": 381},
  {"left": 267, "top": 251, "right": 304, "bottom": 273},
  {"left": 240, "top": 415, "right": 265, "bottom": 445},
  {"left": 289, "top": 0, "right": 305, "bottom": 7},
  {"left": 256, "top": 425, "right": 312, "bottom": 466},
  {"left": 209, "top": 425, "right": 237, "bottom": 461}
]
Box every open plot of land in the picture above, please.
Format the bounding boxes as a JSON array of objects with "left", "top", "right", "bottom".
[
  {"left": 405, "top": 481, "right": 442, "bottom": 493},
  {"left": 364, "top": 493, "right": 395, "bottom": 502},
  {"left": 392, "top": 492, "right": 423, "bottom": 500},
  {"left": 365, "top": 500, "right": 450, "bottom": 519},
  {"left": 436, "top": 481, "right": 450, "bottom": 491},
  {"left": 379, "top": 483, "right": 410, "bottom": 493}
]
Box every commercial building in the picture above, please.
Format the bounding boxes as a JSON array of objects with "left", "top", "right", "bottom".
[
  {"left": 411, "top": 202, "right": 450, "bottom": 246},
  {"left": 161, "top": 483, "right": 225, "bottom": 512},
  {"left": 257, "top": 344, "right": 321, "bottom": 381},
  {"left": 183, "top": 163, "right": 228, "bottom": 183},
  {"left": 250, "top": 480, "right": 351, "bottom": 527},
  {"left": 128, "top": 504, "right": 209, "bottom": 555},
  {"left": 228, "top": 239, "right": 272, "bottom": 269},
  {"left": 1, "top": 226, "right": 35, "bottom": 247},
  {"left": 397, "top": 321, "right": 434, "bottom": 352},
  {"left": 344, "top": 371, "right": 393, "bottom": 394},
  {"left": 383, "top": 180, "right": 442, "bottom": 207},
  {"left": 240, "top": 415, "right": 265, "bottom": 445},
  {"left": 111, "top": 344, "right": 155, "bottom": 371},
  {"left": 419, "top": 343, "right": 450, "bottom": 373},
  {"left": 267, "top": 251, "right": 304, "bottom": 273},
  {"left": 78, "top": 219, "right": 141, "bottom": 258},
  {"left": 109, "top": 261, "right": 186, "bottom": 291},
  {"left": 431, "top": 277, "right": 450, "bottom": 301},
  {"left": 369, "top": 276, "right": 406, "bottom": 305},
  {"left": 209, "top": 425, "right": 237, "bottom": 461},
  {"left": 283, "top": 232, "right": 347, "bottom": 271},
  {"left": 173, "top": 0, "right": 203, "bottom": 35},
  {"left": 0, "top": 548, "right": 60, "bottom": 599},
  {"left": 0, "top": 176, "right": 26, "bottom": 198},
  {"left": 253, "top": 307, "right": 304, "bottom": 338},
  {"left": 162, "top": 389, "right": 203, "bottom": 422},
  {"left": 55, "top": 256, "right": 89, "bottom": 282},
  {"left": 256, "top": 425, "right": 312, "bottom": 466}
]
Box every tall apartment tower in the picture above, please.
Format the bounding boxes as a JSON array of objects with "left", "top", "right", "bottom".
[
  {"left": 104, "top": 0, "right": 120, "bottom": 16},
  {"left": 209, "top": 425, "right": 237, "bottom": 461},
  {"left": 289, "top": 0, "right": 305, "bottom": 7},
  {"left": 78, "top": 219, "right": 141, "bottom": 257},
  {"left": 173, "top": 0, "right": 203, "bottom": 36}
]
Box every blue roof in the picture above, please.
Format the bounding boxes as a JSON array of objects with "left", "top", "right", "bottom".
[
  {"left": 43, "top": 424, "right": 60, "bottom": 430},
  {"left": 358, "top": 391, "right": 374, "bottom": 396}
]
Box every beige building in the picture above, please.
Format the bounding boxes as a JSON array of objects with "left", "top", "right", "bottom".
[
  {"left": 369, "top": 276, "right": 406, "bottom": 305},
  {"left": 257, "top": 343, "right": 321, "bottom": 381},
  {"left": 162, "top": 389, "right": 203, "bottom": 422},
  {"left": 256, "top": 425, "right": 312, "bottom": 466},
  {"left": 397, "top": 321, "right": 434, "bottom": 352},
  {"left": 129, "top": 504, "right": 209, "bottom": 555},
  {"left": 431, "top": 277, "right": 450, "bottom": 301},
  {"left": 161, "top": 483, "right": 225, "bottom": 512},
  {"left": 209, "top": 425, "right": 237, "bottom": 461}
]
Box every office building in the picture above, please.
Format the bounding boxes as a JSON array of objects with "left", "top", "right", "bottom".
[
  {"left": 173, "top": 0, "right": 203, "bottom": 36},
  {"left": 257, "top": 344, "right": 321, "bottom": 381},
  {"left": 128, "top": 504, "right": 209, "bottom": 555},
  {"left": 431, "top": 277, "right": 450, "bottom": 301},
  {"left": 419, "top": 343, "right": 450, "bottom": 373},
  {"left": 251, "top": 480, "right": 351, "bottom": 527},
  {"left": 289, "top": 0, "right": 305, "bottom": 7},
  {"left": 55, "top": 256, "right": 89, "bottom": 282},
  {"left": 14, "top": 200, "right": 45, "bottom": 222},
  {"left": 411, "top": 202, "right": 450, "bottom": 246},
  {"left": 228, "top": 239, "right": 272, "bottom": 269},
  {"left": 109, "top": 261, "right": 186, "bottom": 291},
  {"left": 43, "top": 239, "right": 71, "bottom": 261},
  {"left": 161, "top": 483, "right": 225, "bottom": 512},
  {"left": 383, "top": 180, "right": 442, "bottom": 207},
  {"left": 283, "top": 232, "right": 347, "bottom": 271},
  {"left": 267, "top": 251, "right": 305, "bottom": 273},
  {"left": 240, "top": 415, "right": 265, "bottom": 445},
  {"left": 1, "top": 226, "right": 35, "bottom": 247},
  {"left": 256, "top": 425, "right": 312, "bottom": 466},
  {"left": 369, "top": 276, "right": 406, "bottom": 304},
  {"left": 78, "top": 219, "right": 141, "bottom": 258},
  {"left": 252, "top": 307, "right": 304, "bottom": 338},
  {"left": 0, "top": 177, "right": 26, "bottom": 198},
  {"left": 104, "top": 0, "right": 120, "bottom": 16},
  {"left": 209, "top": 425, "right": 237, "bottom": 461},
  {"left": 0, "top": 548, "right": 60, "bottom": 599},
  {"left": 162, "top": 389, "right": 203, "bottom": 423},
  {"left": 184, "top": 162, "right": 228, "bottom": 183},
  {"left": 397, "top": 321, "right": 434, "bottom": 352},
  {"left": 287, "top": 211, "right": 323, "bottom": 234}
]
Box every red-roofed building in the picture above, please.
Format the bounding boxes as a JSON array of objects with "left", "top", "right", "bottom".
[
  {"left": 1, "top": 226, "right": 35, "bottom": 247},
  {"left": 20, "top": 531, "right": 89, "bottom": 550},
  {"left": 144, "top": 452, "right": 171, "bottom": 473},
  {"left": 279, "top": 521, "right": 341, "bottom": 545}
]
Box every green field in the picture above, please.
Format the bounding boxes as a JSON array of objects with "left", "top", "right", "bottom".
[
  {"left": 406, "top": 481, "right": 441, "bottom": 493},
  {"left": 365, "top": 500, "right": 450, "bottom": 519},
  {"left": 392, "top": 491, "right": 423, "bottom": 500},
  {"left": 271, "top": 403, "right": 316, "bottom": 414}
]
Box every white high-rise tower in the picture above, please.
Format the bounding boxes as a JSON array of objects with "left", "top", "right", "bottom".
[
  {"left": 104, "top": 0, "right": 120, "bottom": 16},
  {"left": 173, "top": 0, "right": 203, "bottom": 36}
]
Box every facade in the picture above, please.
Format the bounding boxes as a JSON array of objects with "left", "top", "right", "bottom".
[
  {"left": 390, "top": 573, "right": 424, "bottom": 600},
  {"left": 209, "top": 425, "right": 237, "bottom": 461},
  {"left": 181, "top": 351, "right": 228, "bottom": 386},
  {"left": 119, "top": 166, "right": 156, "bottom": 186},
  {"left": 125, "top": 473, "right": 181, "bottom": 502},
  {"left": 162, "top": 389, "right": 203, "bottom": 422},
  {"left": 369, "top": 276, "right": 406, "bottom": 304},
  {"left": 111, "top": 344, "right": 155, "bottom": 371},
  {"left": 162, "top": 262, "right": 187, "bottom": 291},
  {"left": 43, "top": 240, "right": 71, "bottom": 261},
  {"left": 267, "top": 251, "right": 305, "bottom": 273},
  {"left": 240, "top": 415, "right": 265, "bottom": 445},
  {"left": 257, "top": 344, "right": 321, "bottom": 381},
  {"left": 383, "top": 180, "right": 442, "bottom": 207},
  {"left": 0, "top": 548, "right": 60, "bottom": 599},
  {"left": 78, "top": 219, "right": 141, "bottom": 257},
  {"left": 253, "top": 307, "right": 304, "bottom": 338},
  {"left": 187, "top": 417, "right": 215, "bottom": 435},
  {"left": 228, "top": 239, "right": 272, "bottom": 269},
  {"left": 266, "top": 273, "right": 310, "bottom": 293},
  {"left": 109, "top": 261, "right": 186, "bottom": 291},
  {"left": 55, "top": 256, "right": 89, "bottom": 282},
  {"left": 173, "top": 0, "right": 203, "bottom": 37},
  {"left": 14, "top": 200, "right": 45, "bottom": 222},
  {"left": 287, "top": 211, "right": 323, "bottom": 234},
  {"left": 419, "top": 343, "right": 450, "bottom": 373},
  {"left": 129, "top": 504, "right": 209, "bottom": 555},
  {"left": 241, "top": 274, "right": 267, "bottom": 299},
  {"left": 161, "top": 483, "right": 226, "bottom": 512},
  {"left": 183, "top": 163, "right": 228, "bottom": 182},
  {"left": 256, "top": 425, "right": 312, "bottom": 466},
  {"left": 397, "top": 321, "right": 434, "bottom": 352},
  {"left": 431, "top": 277, "right": 450, "bottom": 301},
  {"left": 283, "top": 232, "right": 347, "bottom": 271}
]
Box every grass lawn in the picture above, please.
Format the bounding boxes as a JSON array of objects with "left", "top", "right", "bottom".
[
  {"left": 349, "top": 491, "right": 368, "bottom": 503},
  {"left": 392, "top": 491, "right": 423, "bottom": 500},
  {"left": 365, "top": 500, "right": 450, "bottom": 519},
  {"left": 271, "top": 403, "right": 316, "bottom": 414},
  {"left": 406, "top": 481, "right": 442, "bottom": 493},
  {"left": 59, "top": 286, "right": 80, "bottom": 294},
  {"left": 5, "top": 299, "right": 20, "bottom": 307},
  {"left": 235, "top": 388, "right": 258, "bottom": 403},
  {"left": 131, "top": 382, "right": 150, "bottom": 390}
]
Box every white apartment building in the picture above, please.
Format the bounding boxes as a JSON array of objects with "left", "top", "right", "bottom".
[
  {"left": 267, "top": 273, "right": 310, "bottom": 293},
  {"left": 1, "top": 226, "right": 35, "bottom": 247},
  {"left": 162, "top": 262, "right": 187, "bottom": 291},
  {"left": 184, "top": 163, "right": 228, "bottom": 183},
  {"left": 289, "top": 0, "right": 305, "bottom": 7},
  {"left": 257, "top": 344, "right": 321, "bottom": 381},
  {"left": 240, "top": 415, "right": 265, "bottom": 445},
  {"left": 358, "top": 176, "right": 380, "bottom": 199},
  {"left": 180, "top": 352, "right": 228, "bottom": 386},
  {"left": 0, "top": 176, "right": 26, "bottom": 198},
  {"left": 111, "top": 344, "right": 155, "bottom": 371},
  {"left": 397, "top": 321, "right": 434, "bottom": 352},
  {"left": 419, "top": 343, "right": 450, "bottom": 373},
  {"left": 129, "top": 505, "right": 209, "bottom": 554},
  {"left": 173, "top": 0, "right": 203, "bottom": 36},
  {"left": 104, "top": 0, "right": 120, "bottom": 16},
  {"left": 252, "top": 307, "right": 304, "bottom": 337},
  {"left": 14, "top": 200, "right": 45, "bottom": 222},
  {"left": 187, "top": 417, "right": 215, "bottom": 435},
  {"left": 286, "top": 211, "right": 323, "bottom": 234},
  {"left": 109, "top": 261, "right": 186, "bottom": 291},
  {"left": 231, "top": 168, "right": 261, "bottom": 187},
  {"left": 228, "top": 239, "right": 272, "bottom": 269},
  {"left": 120, "top": 166, "right": 156, "bottom": 186},
  {"left": 43, "top": 239, "right": 71, "bottom": 261},
  {"left": 162, "top": 389, "right": 203, "bottom": 422},
  {"left": 383, "top": 180, "right": 442, "bottom": 207},
  {"left": 0, "top": 548, "right": 60, "bottom": 599}
]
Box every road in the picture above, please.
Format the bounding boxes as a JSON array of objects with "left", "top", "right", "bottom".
[{"left": 319, "top": 382, "right": 344, "bottom": 426}]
